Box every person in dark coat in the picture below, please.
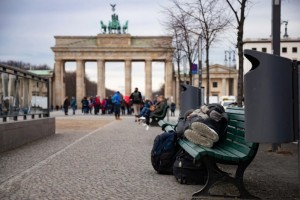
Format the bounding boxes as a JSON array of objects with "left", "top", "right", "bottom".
[
  {"left": 81, "top": 97, "right": 89, "bottom": 114},
  {"left": 144, "top": 95, "right": 167, "bottom": 130},
  {"left": 130, "top": 87, "right": 142, "bottom": 122},
  {"left": 63, "top": 96, "right": 70, "bottom": 115}
]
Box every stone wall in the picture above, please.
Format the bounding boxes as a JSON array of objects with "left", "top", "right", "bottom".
[{"left": 0, "top": 118, "right": 55, "bottom": 153}]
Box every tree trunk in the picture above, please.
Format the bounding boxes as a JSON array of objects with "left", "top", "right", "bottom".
[
  {"left": 237, "top": 0, "right": 246, "bottom": 107},
  {"left": 189, "top": 61, "right": 193, "bottom": 85}
]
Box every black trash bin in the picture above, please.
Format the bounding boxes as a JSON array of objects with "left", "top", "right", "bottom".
[
  {"left": 244, "top": 49, "right": 294, "bottom": 143},
  {"left": 179, "top": 84, "right": 202, "bottom": 118}
]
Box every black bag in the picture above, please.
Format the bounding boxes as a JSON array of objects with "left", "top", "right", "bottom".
[
  {"left": 173, "top": 150, "right": 207, "bottom": 185},
  {"left": 151, "top": 131, "right": 178, "bottom": 174}
]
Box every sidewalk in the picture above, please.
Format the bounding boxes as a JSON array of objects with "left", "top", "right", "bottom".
[{"left": 0, "top": 110, "right": 299, "bottom": 199}]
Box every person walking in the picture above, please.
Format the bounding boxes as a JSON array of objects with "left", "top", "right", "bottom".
[
  {"left": 101, "top": 97, "right": 107, "bottom": 115},
  {"left": 130, "top": 87, "right": 142, "bottom": 122},
  {"left": 170, "top": 102, "right": 176, "bottom": 116},
  {"left": 70, "top": 96, "right": 77, "bottom": 115},
  {"left": 81, "top": 96, "right": 89, "bottom": 114},
  {"left": 94, "top": 95, "right": 101, "bottom": 115},
  {"left": 112, "top": 91, "right": 121, "bottom": 120},
  {"left": 63, "top": 96, "right": 70, "bottom": 115}
]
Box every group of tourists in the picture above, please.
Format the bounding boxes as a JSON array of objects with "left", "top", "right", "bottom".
[
  {"left": 61, "top": 87, "right": 176, "bottom": 121},
  {"left": 62, "top": 93, "right": 130, "bottom": 119}
]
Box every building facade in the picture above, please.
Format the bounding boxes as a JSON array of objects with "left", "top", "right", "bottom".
[
  {"left": 243, "top": 37, "right": 300, "bottom": 73},
  {"left": 201, "top": 64, "right": 238, "bottom": 103},
  {"left": 173, "top": 64, "right": 238, "bottom": 105}
]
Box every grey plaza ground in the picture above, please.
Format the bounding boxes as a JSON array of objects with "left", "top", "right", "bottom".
[{"left": 0, "top": 110, "right": 299, "bottom": 200}]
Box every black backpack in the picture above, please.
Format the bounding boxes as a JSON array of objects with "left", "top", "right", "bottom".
[
  {"left": 173, "top": 150, "right": 207, "bottom": 185},
  {"left": 151, "top": 131, "right": 178, "bottom": 174}
]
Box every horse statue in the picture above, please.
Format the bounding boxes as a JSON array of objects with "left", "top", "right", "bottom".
[
  {"left": 108, "top": 13, "right": 121, "bottom": 34},
  {"left": 100, "top": 21, "right": 107, "bottom": 34},
  {"left": 122, "top": 20, "right": 128, "bottom": 34}
]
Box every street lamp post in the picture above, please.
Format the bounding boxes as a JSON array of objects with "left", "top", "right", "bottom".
[
  {"left": 198, "top": 34, "right": 202, "bottom": 89},
  {"left": 198, "top": 34, "right": 203, "bottom": 105},
  {"left": 224, "top": 49, "right": 236, "bottom": 67}
]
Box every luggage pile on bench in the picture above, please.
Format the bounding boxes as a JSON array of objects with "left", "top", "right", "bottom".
[
  {"left": 152, "top": 106, "right": 259, "bottom": 199},
  {"left": 151, "top": 129, "right": 208, "bottom": 185}
]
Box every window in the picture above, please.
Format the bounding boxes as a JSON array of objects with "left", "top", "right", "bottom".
[
  {"left": 282, "top": 47, "right": 287, "bottom": 53},
  {"left": 292, "top": 47, "right": 298, "bottom": 53},
  {"left": 252, "top": 48, "right": 257, "bottom": 51},
  {"left": 212, "top": 82, "right": 218, "bottom": 88},
  {"left": 262, "top": 48, "right": 267, "bottom": 52}
]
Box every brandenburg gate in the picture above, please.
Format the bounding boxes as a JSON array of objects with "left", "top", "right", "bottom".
[
  {"left": 51, "top": 5, "right": 174, "bottom": 107},
  {"left": 51, "top": 34, "right": 174, "bottom": 106}
]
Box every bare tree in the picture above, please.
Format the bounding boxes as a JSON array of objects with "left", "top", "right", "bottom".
[
  {"left": 225, "top": 0, "right": 249, "bottom": 106},
  {"left": 172, "top": 0, "right": 230, "bottom": 104},
  {"left": 161, "top": 3, "right": 199, "bottom": 85}
]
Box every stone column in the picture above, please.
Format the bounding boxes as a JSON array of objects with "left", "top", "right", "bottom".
[
  {"left": 62, "top": 64, "right": 66, "bottom": 101},
  {"left": 145, "top": 60, "right": 152, "bottom": 99},
  {"left": 97, "top": 60, "right": 106, "bottom": 99},
  {"left": 76, "top": 60, "right": 85, "bottom": 108},
  {"left": 124, "top": 60, "right": 132, "bottom": 96},
  {"left": 164, "top": 59, "right": 173, "bottom": 100},
  {"left": 54, "top": 60, "right": 63, "bottom": 107},
  {"left": 222, "top": 78, "right": 226, "bottom": 96},
  {"left": 48, "top": 77, "right": 52, "bottom": 109}
]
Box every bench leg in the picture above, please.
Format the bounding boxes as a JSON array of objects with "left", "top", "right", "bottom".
[
  {"left": 192, "top": 157, "right": 258, "bottom": 199},
  {"left": 234, "top": 162, "right": 259, "bottom": 199},
  {"left": 192, "top": 157, "right": 227, "bottom": 197}
]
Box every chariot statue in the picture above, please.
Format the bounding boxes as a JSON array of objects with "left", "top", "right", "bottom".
[{"left": 100, "top": 4, "right": 128, "bottom": 34}]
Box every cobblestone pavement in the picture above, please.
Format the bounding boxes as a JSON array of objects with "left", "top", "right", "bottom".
[
  {"left": 0, "top": 110, "right": 299, "bottom": 200},
  {"left": 0, "top": 111, "right": 200, "bottom": 200}
]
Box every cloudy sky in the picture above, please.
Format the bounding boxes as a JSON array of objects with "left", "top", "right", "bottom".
[{"left": 0, "top": 0, "right": 299, "bottom": 94}]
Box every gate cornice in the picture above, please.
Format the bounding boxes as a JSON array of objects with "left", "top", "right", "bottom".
[{"left": 51, "top": 34, "right": 174, "bottom": 61}]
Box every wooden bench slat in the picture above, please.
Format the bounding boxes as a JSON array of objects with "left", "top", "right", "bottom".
[
  {"left": 180, "top": 139, "right": 241, "bottom": 162},
  {"left": 226, "top": 133, "right": 253, "bottom": 147},
  {"left": 217, "top": 144, "right": 248, "bottom": 159},
  {"left": 226, "top": 126, "right": 245, "bottom": 137},
  {"left": 225, "top": 107, "right": 245, "bottom": 114},
  {"left": 228, "top": 120, "right": 245, "bottom": 129},
  {"left": 178, "top": 139, "right": 203, "bottom": 158},
  {"left": 227, "top": 113, "right": 245, "bottom": 121},
  {"left": 220, "top": 139, "right": 252, "bottom": 156}
]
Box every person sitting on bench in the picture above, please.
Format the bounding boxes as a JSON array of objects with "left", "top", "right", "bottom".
[{"left": 144, "top": 95, "right": 167, "bottom": 130}]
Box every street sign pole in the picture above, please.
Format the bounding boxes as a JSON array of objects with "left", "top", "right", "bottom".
[
  {"left": 271, "top": 0, "right": 281, "bottom": 152},
  {"left": 198, "top": 34, "right": 203, "bottom": 105}
]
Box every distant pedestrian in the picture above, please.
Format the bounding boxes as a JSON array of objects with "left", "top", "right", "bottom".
[
  {"left": 170, "top": 102, "right": 176, "bottom": 116},
  {"left": 107, "top": 96, "right": 113, "bottom": 114},
  {"left": 121, "top": 98, "right": 126, "bottom": 115},
  {"left": 130, "top": 87, "right": 142, "bottom": 122},
  {"left": 112, "top": 91, "right": 121, "bottom": 120},
  {"left": 81, "top": 97, "right": 89, "bottom": 114},
  {"left": 63, "top": 96, "right": 70, "bottom": 115},
  {"left": 101, "top": 97, "right": 107, "bottom": 115},
  {"left": 70, "top": 97, "right": 77, "bottom": 115},
  {"left": 89, "top": 96, "right": 94, "bottom": 114},
  {"left": 94, "top": 95, "right": 101, "bottom": 115}
]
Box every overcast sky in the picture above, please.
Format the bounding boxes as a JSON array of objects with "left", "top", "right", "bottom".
[{"left": 0, "top": 0, "right": 299, "bottom": 94}]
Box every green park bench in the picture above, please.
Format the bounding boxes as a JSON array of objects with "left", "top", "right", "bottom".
[{"left": 159, "top": 107, "right": 259, "bottom": 199}]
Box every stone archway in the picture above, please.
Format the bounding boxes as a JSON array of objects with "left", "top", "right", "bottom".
[{"left": 51, "top": 34, "right": 174, "bottom": 107}]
